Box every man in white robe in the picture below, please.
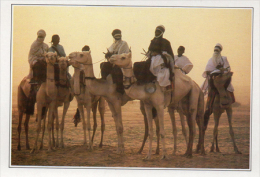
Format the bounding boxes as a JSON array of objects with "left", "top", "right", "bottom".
[
  {"left": 202, "top": 43, "right": 235, "bottom": 130},
  {"left": 174, "top": 46, "right": 193, "bottom": 74},
  {"left": 107, "top": 29, "right": 130, "bottom": 55},
  {"left": 28, "top": 29, "right": 49, "bottom": 84}
]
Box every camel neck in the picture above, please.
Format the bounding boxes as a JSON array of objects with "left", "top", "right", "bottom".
[
  {"left": 83, "top": 64, "right": 95, "bottom": 78},
  {"left": 46, "top": 63, "right": 56, "bottom": 97},
  {"left": 121, "top": 61, "right": 134, "bottom": 78}
]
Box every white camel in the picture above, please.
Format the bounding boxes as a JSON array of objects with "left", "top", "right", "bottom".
[
  {"left": 70, "top": 60, "right": 106, "bottom": 149},
  {"left": 31, "top": 53, "right": 72, "bottom": 153},
  {"left": 109, "top": 52, "right": 205, "bottom": 159},
  {"left": 68, "top": 51, "right": 131, "bottom": 154},
  {"left": 207, "top": 72, "right": 241, "bottom": 154}
]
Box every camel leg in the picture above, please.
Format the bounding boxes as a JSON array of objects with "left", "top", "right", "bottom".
[
  {"left": 86, "top": 104, "right": 93, "bottom": 150},
  {"left": 98, "top": 97, "right": 106, "bottom": 148},
  {"left": 17, "top": 111, "right": 23, "bottom": 150},
  {"left": 39, "top": 107, "right": 48, "bottom": 150},
  {"left": 226, "top": 107, "right": 242, "bottom": 154},
  {"left": 107, "top": 100, "right": 124, "bottom": 154},
  {"left": 179, "top": 111, "right": 188, "bottom": 145},
  {"left": 143, "top": 103, "right": 153, "bottom": 160},
  {"left": 154, "top": 116, "right": 160, "bottom": 155},
  {"left": 31, "top": 104, "right": 43, "bottom": 153},
  {"left": 210, "top": 111, "right": 221, "bottom": 152},
  {"left": 24, "top": 114, "right": 31, "bottom": 150},
  {"left": 60, "top": 102, "right": 70, "bottom": 148},
  {"left": 54, "top": 108, "right": 59, "bottom": 148},
  {"left": 91, "top": 100, "right": 98, "bottom": 145},
  {"left": 52, "top": 112, "right": 55, "bottom": 147},
  {"left": 168, "top": 106, "right": 177, "bottom": 155},
  {"left": 138, "top": 101, "right": 148, "bottom": 154},
  {"left": 78, "top": 104, "right": 87, "bottom": 145},
  {"left": 47, "top": 102, "right": 55, "bottom": 151},
  {"left": 156, "top": 104, "right": 167, "bottom": 160}
]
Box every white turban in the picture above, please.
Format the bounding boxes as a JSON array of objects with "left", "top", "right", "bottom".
[
  {"left": 215, "top": 43, "right": 223, "bottom": 51},
  {"left": 37, "top": 29, "right": 46, "bottom": 38}
]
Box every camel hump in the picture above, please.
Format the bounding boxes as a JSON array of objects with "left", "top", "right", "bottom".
[{"left": 175, "top": 69, "right": 192, "bottom": 82}]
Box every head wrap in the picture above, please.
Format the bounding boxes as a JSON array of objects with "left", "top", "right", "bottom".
[
  {"left": 214, "top": 43, "right": 223, "bottom": 51},
  {"left": 112, "top": 29, "right": 121, "bottom": 37},
  {"left": 156, "top": 25, "right": 165, "bottom": 33},
  {"left": 82, "top": 45, "right": 90, "bottom": 51},
  {"left": 51, "top": 34, "right": 60, "bottom": 42},
  {"left": 37, "top": 29, "right": 46, "bottom": 38}
]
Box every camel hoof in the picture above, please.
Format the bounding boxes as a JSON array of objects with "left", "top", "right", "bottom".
[
  {"left": 99, "top": 143, "right": 103, "bottom": 148},
  {"left": 155, "top": 149, "right": 160, "bottom": 155},
  {"left": 172, "top": 151, "right": 176, "bottom": 155},
  {"left": 183, "top": 153, "right": 192, "bottom": 158},
  {"left": 30, "top": 148, "right": 36, "bottom": 154},
  {"left": 117, "top": 149, "right": 125, "bottom": 154},
  {"left": 161, "top": 155, "right": 168, "bottom": 160},
  {"left": 26, "top": 146, "right": 31, "bottom": 150},
  {"left": 143, "top": 155, "right": 151, "bottom": 161},
  {"left": 17, "top": 145, "right": 21, "bottom": 151},
  {"left": 235, "top": 150, "right": 242, "bottom": 154}
]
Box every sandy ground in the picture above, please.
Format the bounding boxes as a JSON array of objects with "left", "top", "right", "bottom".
[{"left": 11, "top": 99, "right": 250, "bottom": 169}]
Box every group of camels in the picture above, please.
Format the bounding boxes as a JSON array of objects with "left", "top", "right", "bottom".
[{"left": 17, "top": 50, "right": 241, "bottom": 160}]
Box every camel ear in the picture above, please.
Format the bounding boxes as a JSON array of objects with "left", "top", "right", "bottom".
[
  {"left": 129, "top": 47, "right": 131, "bottom": 53},
  {"left": 127, "top": 52, "right": 132, "bottom": 58}
]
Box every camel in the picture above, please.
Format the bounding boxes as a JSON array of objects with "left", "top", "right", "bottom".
[
  {"left": 206, "top": 72, "right": 241, "bottom": 154},
  {"left": 30, "top": 53, "right": 73, "bottom": 153},
  {"left": 17, "top": 77, "right": 38, "bottom": 150},
  {"left": 68, "top": 51, "right": 130, "bottom": 154},
  {"left": 109, "top": 52, "right": 205, "bottom": 160},
  {"left": 138, "top": 85, "right": 205, "bottom": 156},
  {"left": 70, "top": 60, "right": 106, "bottom": 149}
]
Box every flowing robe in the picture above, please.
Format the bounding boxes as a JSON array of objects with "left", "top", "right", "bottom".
[
  {"left": 174, "top": 55, "right": 193, "bottom": 74},
  {"left": 201, "top": 56, "right": 234, "bottom": 94}
]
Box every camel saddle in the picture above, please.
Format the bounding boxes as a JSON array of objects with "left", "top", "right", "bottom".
[
  {"left": 100, "top": 62, "right": 125, "bottom": 94},
  {"left": 133, "top": 61, "right": 156, "bottom": 85}
]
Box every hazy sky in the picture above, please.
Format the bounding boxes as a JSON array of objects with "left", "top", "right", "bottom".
[{"left": 12, "top": 5, "right": 252, "bottom": 103}]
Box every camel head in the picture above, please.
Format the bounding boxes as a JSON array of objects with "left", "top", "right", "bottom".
[
  {"left": 109, "top": 52, "right": 132, "bottom": 68},
  {"left": 212, "top": 72, "right": 233, "bottom": 108},
  {"left": 45, "top": 52, "right": 58, "bottom": 65},
  {"left": 68, "top": 51, "right": 92, "bottom": 66},
  {"left": 58, "top": 57, "right": 69, "bottom": 70}
]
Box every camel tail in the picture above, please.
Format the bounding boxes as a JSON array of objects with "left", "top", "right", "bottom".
[{"left": 17, "top": 83, "right": 27, "bottom": 113}]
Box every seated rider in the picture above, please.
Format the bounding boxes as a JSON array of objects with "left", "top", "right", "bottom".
[
  {"left": 146, "top": 25, "right": 175, "bottom": 106},
  {"left": 174, "top": 46, "right": 193, "bottom": 75},
  {"left": 201, "top": 43, "right": 235, "bottom": 130},
  {"left": 104, "top": 29, "right": 130, "bottom": 95},
  {"left": 105, "top": 29, "right": 130, "bottom": 59},
  {"left": 28, "top": 29, "right": 49, "bottom": 84},
  {"left": 48, "top": 34, "right": 71, "bottom": 80}
]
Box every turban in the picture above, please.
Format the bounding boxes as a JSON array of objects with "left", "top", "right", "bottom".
[
  {"left": 156, "top": 25, "right": 165, "bottom": 33},
  {"left": 214, "top": 43, "right": 223, "bottom": 51},
  {"left": 37, "top": 29, "right": 46, "bottom": 38},
  {"left": 82, "top": 45, "right": 90, "bottom": 51},
  {"left": 112, "top": 29, "right": 121, "bottom": 37}
]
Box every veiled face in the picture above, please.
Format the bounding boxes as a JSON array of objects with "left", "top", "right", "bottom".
[
  {"left": 109, "top": 52, "right": 132, "bottom": 68},
  {"left": 37, "top": 36, "right": 45, "bottom": 43}
]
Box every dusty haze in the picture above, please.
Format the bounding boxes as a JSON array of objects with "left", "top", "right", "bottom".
[{"left": 12, "top": 6, "right": 252, "bottom": 104}]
